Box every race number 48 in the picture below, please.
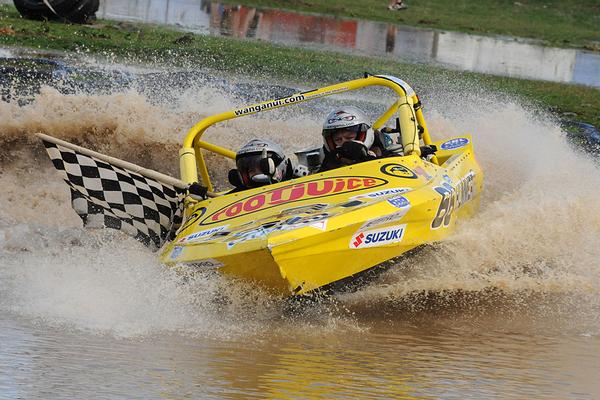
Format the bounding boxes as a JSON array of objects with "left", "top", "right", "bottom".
[{"left": 431, "top": 172, "right": 475, "bottom": 229}]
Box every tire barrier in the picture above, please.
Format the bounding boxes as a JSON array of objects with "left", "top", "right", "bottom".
[{"left": 13, "top": 0, "right": 99, "bottom": 24}]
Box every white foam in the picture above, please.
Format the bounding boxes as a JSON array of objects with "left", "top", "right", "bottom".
[{"left": 1, "top": 70, "right": 599, "bottom": 337}]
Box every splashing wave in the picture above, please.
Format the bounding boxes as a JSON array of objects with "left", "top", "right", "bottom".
[{"left": 1, "top": 68, "right": 599, "bottom": 337}]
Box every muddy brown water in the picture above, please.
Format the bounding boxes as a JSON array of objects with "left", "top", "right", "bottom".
[{"left": 1, "top": 59, "right": 600, "bottom": 398}]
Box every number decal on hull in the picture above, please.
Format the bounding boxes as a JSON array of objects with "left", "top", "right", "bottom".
[{"left": 431, "top": 171, "right": 475, "bottom": 229}]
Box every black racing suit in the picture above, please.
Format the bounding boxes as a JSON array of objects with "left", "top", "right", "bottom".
[
  {"left": 318, "top": 141, "right": 436, "bottom": 173},
  {"left": 318, "top": 143, "right": 377, "bottom": 172},
  {"left": 317, "top": 137, "right": 399, "bottom": 172}
]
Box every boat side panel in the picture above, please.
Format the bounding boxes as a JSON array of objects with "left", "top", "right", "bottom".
[
  {"left": 270, "top": 144, "right": 483, "bottom": 294},
  {"left": 162, "top": 148, "right": 483, "bottom": 295}
]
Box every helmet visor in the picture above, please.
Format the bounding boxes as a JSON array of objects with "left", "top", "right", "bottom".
[
  {"left": 322, "top": 124, "right": 362, "bottom": 137},
  {"left": 237, "top": 154, "right": 268, "bottom": 186},
  {"left": 323, "top": 125, "right": 364, "bottom": 149}
]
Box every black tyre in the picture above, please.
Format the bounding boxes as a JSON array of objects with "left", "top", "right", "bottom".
[{"left": 13, "top": 0, "right": 99, "bottom": 24}]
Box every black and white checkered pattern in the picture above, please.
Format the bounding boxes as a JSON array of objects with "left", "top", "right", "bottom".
[{"left": 42, "top": 140, "right": 184, "bottom": 248}]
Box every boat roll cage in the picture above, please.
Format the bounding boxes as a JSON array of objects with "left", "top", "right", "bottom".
[{"left": 180, "top": 74, "right": 438, "bottom": 191}]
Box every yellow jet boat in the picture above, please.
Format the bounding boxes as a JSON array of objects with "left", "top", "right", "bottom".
[{"left": 38, "top": 75, "right": 483, "bottom": 296}]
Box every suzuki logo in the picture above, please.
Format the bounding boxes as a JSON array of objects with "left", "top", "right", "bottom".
[
  {"left": 352, "top": 233, "right": 365, "bottom": 248},
  {"left": 349, "top": 224, "right": 406, "bottom": 249}
]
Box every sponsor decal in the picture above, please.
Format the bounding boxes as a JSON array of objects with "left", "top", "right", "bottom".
[
  {"left": 353, "top": 187, "right": 410, "bottom": 199},
  {"left": 340, "top": 200, "right": 363, "bottom": 208},
  {"left": 327, "top": 112, "right": 356, "bottom": 125},
  {"left": 178, "top": 225, "right": 228, "bottom": 244},
  {"left": 238, "top": 139, "right": 269, "bottom": 153},
  {"left": 179, "top": 207, "right": 207, "bottom": 231},
  {"left": 302, "top": 86, "right": 349, "bottom": 100},
  {"left": 387, "top": 195, "right": 410, "bottom": 209},
  {"left": 170, "top": 246, "right": 183, "bottom": 260},
  {"left": 233, "top": 94, "right": 306, "bottom": 116},
  {"left": 414, "top": 166, "right": 432, "bottom": 180},
  {"left": 309, "top": 220, "right": 328, "bottom": 231},
  {"left": 200, "top": 176, "right": 387, "bottom": 225},
  {"left": 350, "top": 224, "right": 406, "bottom": 249},
  {"left": 278, "top": 213, "right": 329, "bottom": 231},
  {"left": 431, "top": 171, "right": 476, "bottom": 229},
  {"left": 227, "top": 227, "right": 267, "bottom": 249},
  {"left": 440, "top": 137, "right": 469, "bottom": 150},
  {"left": 192, "top": 259, "right": 224, "bottom": 269},
  {"left": 279, "top": 203, "right": 328, "bottom": 217},
  {"left": 380, "top": 163, "right": 418, "bottom": 179},
  {"left": 360, "top": 208, "right": 410, "bottom": 230},
  {"left": 227, "top": 213, "right": 331, "bottom": 248}
]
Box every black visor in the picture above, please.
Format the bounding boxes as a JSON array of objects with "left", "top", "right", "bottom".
[{"left": 322, "top": 124, "right": 363, "bottom": 137}]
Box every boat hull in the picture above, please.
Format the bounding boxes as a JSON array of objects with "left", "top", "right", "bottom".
[{"left": 160, "top": 136, "right": 483, "bottom": 296}]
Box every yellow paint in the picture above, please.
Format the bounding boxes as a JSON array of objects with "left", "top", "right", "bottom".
[
  {"left": 181, "top": 74, "right": 424, "bottom": 185},
  {"left": 164, "top": 75, "right": 483, "bottom": 296}
]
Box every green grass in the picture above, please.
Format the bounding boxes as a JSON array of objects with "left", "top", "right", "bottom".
[
  {"left": 1, "top": 4, "right": 599, "bottom": 126},
  {"left": 225, "top": 0, "right": 600, "bottom": 51}
]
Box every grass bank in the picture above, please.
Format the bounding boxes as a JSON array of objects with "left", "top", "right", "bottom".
[
  {"left": 0, "top": 4, "right": 598, "bottom": 126},
  {"left": 227, "top": 0, "right": 600, "bottom": 51}
]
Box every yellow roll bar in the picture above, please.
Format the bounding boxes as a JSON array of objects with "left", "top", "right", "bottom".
[{"left": 181, "top": 74, "right": 437, "bottom": 189}]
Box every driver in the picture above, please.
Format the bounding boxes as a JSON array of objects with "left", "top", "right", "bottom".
[
  {"left": 319, "top": 106, "right": 381, "bottom": 172},
  {"left": 228, "top": 139, "right": 294, "bottom": 192},
  {"left": 318, "top": 106, "right": 412, "bottom": 172}
]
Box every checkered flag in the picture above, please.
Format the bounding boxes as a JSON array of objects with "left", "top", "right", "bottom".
[{"left": 40, "top": 137, "right": 185, "bottom": 248}]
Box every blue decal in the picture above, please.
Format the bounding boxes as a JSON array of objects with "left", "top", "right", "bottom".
[
  {"left": 441, "top": 138, "right": 469, "bottom": 150},
  {"left": 364, "top": 228, "right": 404, "bottom": 244},
  {"left": 170, "top": 246, "right": 183, "bottom": 259},
  {"left": 387, "top": 195, "right": 410, "bottom": 209}
]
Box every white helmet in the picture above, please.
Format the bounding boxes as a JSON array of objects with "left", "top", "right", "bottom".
[
  {"left": 322, "top": 106, "right": 374, "bottom": 152},
  {"left": 234, "top": 139, "right": 292, "bottom": 187}
]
